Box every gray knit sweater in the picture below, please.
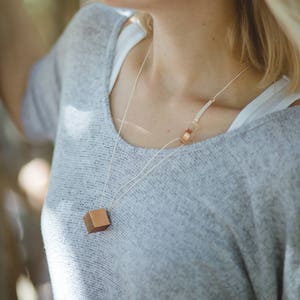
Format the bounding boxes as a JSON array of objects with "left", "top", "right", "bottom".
[{"left": 21, "top": 3, "right": 300, "bottom": 300}]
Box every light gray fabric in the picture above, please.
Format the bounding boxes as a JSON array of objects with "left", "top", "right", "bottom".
[{"left": 20, "top": 3, "right": 300, "bottom": 300}]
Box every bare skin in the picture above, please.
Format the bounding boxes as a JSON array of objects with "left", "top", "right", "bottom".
[
  {"left": 110, "top": 30, "right": 244, "bottom": 149},
  {"left": 0, "top": 0, "right": 299, "bottom": 146},
  {"left": 109, "top": 7, "right": 300, "bottom": 149}
]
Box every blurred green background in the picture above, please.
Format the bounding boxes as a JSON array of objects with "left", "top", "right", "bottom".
[{"left": 0, "top": 1, "right": 94, "bottom": 299}]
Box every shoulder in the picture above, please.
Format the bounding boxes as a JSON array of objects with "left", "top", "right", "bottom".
[
  {"left": 267, "top": 104, "right": 300, "bottom": 167},
  {"left": 53, "top": 3, "right": 129, "bottom": 61},
  {"left": 239, "top": 104, "right": 300, "bottom": 173},
  {"left": 59, "top": 3, "right": 128, "bottom": 45}
]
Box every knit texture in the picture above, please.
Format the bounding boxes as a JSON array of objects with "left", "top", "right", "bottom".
[{"left": 21, "top": 3, "right": 300, "bottom": 300}]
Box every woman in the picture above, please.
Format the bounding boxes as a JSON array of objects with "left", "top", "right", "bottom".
[{"left": 1, "top": 0, "right": 300, "bottom": 299}]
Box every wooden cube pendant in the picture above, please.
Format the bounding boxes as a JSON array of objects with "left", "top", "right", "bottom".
[{"left": 83, "top": 208, "right": 111, "bottom": 233}]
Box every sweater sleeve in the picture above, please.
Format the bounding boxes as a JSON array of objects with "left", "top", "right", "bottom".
[
  {"left": 21, "top": 43, "right": 61, "bottom": 143},
  {"left": 20, "top": 4, "right": 92, "bottom": 143}
]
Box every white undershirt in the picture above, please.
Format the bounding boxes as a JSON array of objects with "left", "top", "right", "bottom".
[{"left": 109, "top": 22, "right": 300, "bottom": 132}]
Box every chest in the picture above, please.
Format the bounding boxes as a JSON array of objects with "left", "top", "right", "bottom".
[
  {"left": 43, "top": 133, "right": 250, "bottom": 298},
  {"left": 109, "top": 69, "right": 241, "bottom": 150},
  {"left": 44, "top": 84, "right": 294, "bottom": 298}
]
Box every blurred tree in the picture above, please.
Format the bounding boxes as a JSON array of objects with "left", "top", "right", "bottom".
[
  {"left": 24, "top": 0, "right": 79, "bottom": 48},
  {"left": 0, "top": 1, "right": 79, "bottom": 299}
]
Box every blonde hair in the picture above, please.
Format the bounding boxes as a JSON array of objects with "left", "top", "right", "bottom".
[{"left": 132, "top": 1, "right": 300, "bottom": 94}]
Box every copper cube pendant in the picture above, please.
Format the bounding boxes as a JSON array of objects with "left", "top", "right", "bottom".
[
  {"left": 83, "top": 208, "right": 111, "bottom": 233},
  {"left": 180, "top": 128, "right": 193, "bottom": 144}
]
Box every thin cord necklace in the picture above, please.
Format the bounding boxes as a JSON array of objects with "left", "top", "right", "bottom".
[{"left": 83, "top": 28, "right": 250, "bottom": 234}]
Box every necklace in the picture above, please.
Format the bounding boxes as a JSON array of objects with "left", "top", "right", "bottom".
[{"left": 83, "top": 29, "right": 250, "bottom": 234}]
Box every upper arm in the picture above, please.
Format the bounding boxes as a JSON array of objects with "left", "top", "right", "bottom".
[
  {"left": 20, "top": 44, "right": 62, "bottom": 142},
  {"left": 19, "top": 4, "right": 94, "bottom": 143},
  {"left": 19, "top": 2, "right": 125, "bottom": 143}
]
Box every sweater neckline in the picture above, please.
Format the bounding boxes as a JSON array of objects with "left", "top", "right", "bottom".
[{"left": 102, "top": 11, "right": 295, "bottom": 157}]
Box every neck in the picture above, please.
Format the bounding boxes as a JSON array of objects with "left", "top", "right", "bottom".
[{"left": 138, "top": 1, "right": 264, "bottom": 108}]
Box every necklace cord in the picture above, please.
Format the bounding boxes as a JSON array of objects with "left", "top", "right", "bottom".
[
  {"left": 99, "top": 41, "right": 153, "bottom": 205},
  {"left": 99, "top": 32, "right": 250, "bottom": 212},
  {"left": 109, "top": 138, "right": 183, "bottom": 210}
]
